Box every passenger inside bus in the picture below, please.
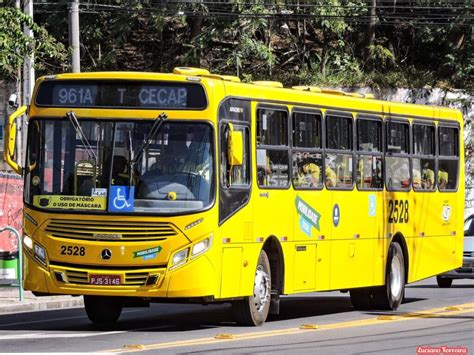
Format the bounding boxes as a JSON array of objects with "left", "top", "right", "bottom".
[
  {"left": 422, "top": 162, "right": 435, "bottom": 189},
  {"left": 325, "top": 166, "right": 337, "bottom": 187},
  {"left": 438, "top": 169, "right": 449, "bottom": 189}
]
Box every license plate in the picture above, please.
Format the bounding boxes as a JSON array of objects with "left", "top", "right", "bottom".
[{"left": 90, "top": 274, "right": 121, "bottom": 286}]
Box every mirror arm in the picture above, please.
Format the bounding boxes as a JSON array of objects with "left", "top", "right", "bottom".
[{"left": 5, "top": 106, "right": 27, "bottom": 175}]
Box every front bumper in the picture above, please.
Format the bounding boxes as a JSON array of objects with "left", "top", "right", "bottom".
[{"left": 23, "top": 250, "right": 218, "bottom": 299}]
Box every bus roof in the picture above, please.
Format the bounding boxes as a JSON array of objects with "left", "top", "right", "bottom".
[{"left": 33, "top": 69, "right": 462, "bottom": 122}]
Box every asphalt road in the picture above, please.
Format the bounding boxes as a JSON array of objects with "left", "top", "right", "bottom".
[{"left": 0, "top": 277, "right": 472, "bottom": 354}]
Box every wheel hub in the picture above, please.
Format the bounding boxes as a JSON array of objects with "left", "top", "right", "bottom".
[
  {"left": 253, "top": 265, "right": 270, "bottom": 313},
  {"left": 390, "top": 254, "right": 403, "bottom": 297}
]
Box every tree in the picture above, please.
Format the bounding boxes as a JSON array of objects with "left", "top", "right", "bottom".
[{"left": 0, "top": 7, "right": 67, "bottom": 80}]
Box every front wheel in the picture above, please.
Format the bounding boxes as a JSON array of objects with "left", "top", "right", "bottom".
[
  {"left": 84, "top": 296, "right": 123, "bottom": 326},
  {"left": 436, "top": 275, "right": 453, "bottom": 288},
  {"left": 232, "top": 250, "right": 271, "bottom": 326},
  {"left": 373, "top": 242, "right": 406, "bottom": 310}
]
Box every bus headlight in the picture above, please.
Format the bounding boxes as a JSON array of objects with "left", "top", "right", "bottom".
[
  {"left": 23, "top": 235, "right": 33, "bottom": 250},
  {"left": 170, "top": 248, "right": 189, "bottom": 269},
  {"left": 34, "top": 244, "right": 47, "bottom": 266},
  {"left": 191, "top": 238, "right": 210, "bottom": 257}
]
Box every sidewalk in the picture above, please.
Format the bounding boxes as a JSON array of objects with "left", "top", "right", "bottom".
[{"left": 0, "top": 286, "right": 83, "bottom": 315}]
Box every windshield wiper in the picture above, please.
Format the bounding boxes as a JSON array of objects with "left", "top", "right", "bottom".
[
  {"left": 133, "top": 112, "right": 168, "bottom": 165},
  {"left": 66, "top": 111, "right": 97, "bottom": 162},
  {"left": 126, "top": 112, "right": 167, "bottom": 190}
]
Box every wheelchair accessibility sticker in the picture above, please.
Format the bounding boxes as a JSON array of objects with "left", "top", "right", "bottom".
[{"left": 109, "top": 186, "right": 135, "bottom": 212}]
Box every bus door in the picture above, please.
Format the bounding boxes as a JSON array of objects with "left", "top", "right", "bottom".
[{"left": 218, "top": 99, "right": 252, "bottom": 298}]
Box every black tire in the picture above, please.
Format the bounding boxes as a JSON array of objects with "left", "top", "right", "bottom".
[
  {"left": 436, "top": 276, "right": 453, "bottom": 288},
  {"left": 232, "top": 250, "right": 271, "bottom": 326},
  {"left": 84, "top": 296, "right": 123, "bottom": 326},
  {"left": 373, "top": 242, "right": 405, "bottom": 310}
]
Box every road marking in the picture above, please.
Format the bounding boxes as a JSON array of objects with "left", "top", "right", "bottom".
[{"left": 99, "top": 302, "right": 474, "bottom": 353}]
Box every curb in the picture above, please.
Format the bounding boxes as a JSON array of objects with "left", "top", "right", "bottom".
[{"left": 0, "top": 297, "right": 84, "bottom": 315}]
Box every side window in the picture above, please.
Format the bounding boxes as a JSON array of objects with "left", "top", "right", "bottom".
[
  {"left": 412, "top": 124, "right": 435, "bottom": 191},
  {"left": 356, "top": 118, "right": 383, "bottom": 190},
  {"left": 385, "top": 120, "right": 410, "bottom": 191},
  {"left": 256, "top": 108, "right": 289, "bottom": 188},
  {"left": 220, "top": 124, "right": 250, "bottom": 188},
  {"left": 292, "top": 111, "right": 323, "bottom": 189},
  {"left": 325, "top": 114, "right": 353, "bottom": 189},
  {"left": 438, "top": 126, "right": 459, "bottom": 191}
]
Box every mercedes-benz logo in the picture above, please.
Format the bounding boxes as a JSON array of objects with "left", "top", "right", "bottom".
[{"left": 101, "top": 249, "right": 112, "bottom": 260}]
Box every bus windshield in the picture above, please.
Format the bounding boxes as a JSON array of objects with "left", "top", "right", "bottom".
[{"left": 25, "top": 118, "right": 214, "bottom": 214}]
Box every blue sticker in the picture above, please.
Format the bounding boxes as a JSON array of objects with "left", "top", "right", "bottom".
[
  {"left": 300, "top": 215, "right": 312, "bottom": 237},
  {"left": 369, "top": 194, "right": 376, "bottom": 217},
  {"left": 333, "top": 204, "right": 340, "bottom": 227},
  {"left": 143, "top": 253, "right": 157, "bottom": 260},
  {"left": 109, "top": 186, "right": 135, "bottom": 212}
]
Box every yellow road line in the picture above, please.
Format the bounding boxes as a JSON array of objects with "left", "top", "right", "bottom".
[{"left": 99, "top": 302, "right": 474, "bottom": 353}]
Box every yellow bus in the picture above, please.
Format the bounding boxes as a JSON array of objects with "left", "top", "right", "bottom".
[{"left": 5, "top": 68, "right": 464, "bottom": 326}]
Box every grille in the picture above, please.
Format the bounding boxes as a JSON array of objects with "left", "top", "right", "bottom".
[
  {"left": 463, "top": 251, "right": 474, "bottom": 258},
  {"left": 65, "top": 270, "right": 88, "bottom": 284},
  {"left": 64, "top": 269, "right": 150, "bottom": 286},
  {"left": 45, "top": 219, "right": 177, "bottom": 242}
]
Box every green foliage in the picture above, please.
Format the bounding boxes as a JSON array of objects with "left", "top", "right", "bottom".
[
  {"left": 21, "top": 0, "right": 473, "bottom": 90},
  {"left": 0, "top": 7, "right": 67, "bottom": 79}
]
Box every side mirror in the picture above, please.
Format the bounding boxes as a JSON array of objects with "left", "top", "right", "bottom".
[
  {"left": 227, "top": 123, "right": 243, "bottom": 166},
  {"left": 4, "top": 106, "right": 27, "bottom": 175}
]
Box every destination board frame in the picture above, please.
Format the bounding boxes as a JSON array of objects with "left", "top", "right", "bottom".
[{"left": 35, "top": 80, "right": 208, "bottom": 110}]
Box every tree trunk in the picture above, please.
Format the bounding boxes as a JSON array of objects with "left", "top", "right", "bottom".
[{"left": 364, "top": 0, "right": 377, "bottom": 63}]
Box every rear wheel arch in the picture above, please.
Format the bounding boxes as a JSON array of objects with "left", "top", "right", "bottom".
[{"left": 391, "top": 233, "right": 409, "bottom": 284}]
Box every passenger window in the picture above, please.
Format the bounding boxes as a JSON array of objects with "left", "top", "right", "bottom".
[
  {"left": 257, "top": 108, "right": 289, "bottom": 188},
  {"left": 293, "top": 152, "right": 323, "bottom": 189},
  {"left": 386, "top": 121, "right": 409, "bottom": 154},
  {"left": 357, "top": 119, "right": 382, "bottom": 152},
  {"left": 412, "top": 124, "right": 435, "bottom": 191},
  {"left": 413, "top": 124, "right": 435, "bottom": 155},
  {"left": 385, "top": 121, "right": 410, "bottom": 191},
  {"left": 356, "top": 118, "right": 383, "bottom": 190},
  {"left": 292, "top": 111, "right": 323, "bottom": 190},
  {"left": 386, "top": 156, "right": 411, "bottom": 191},
  {"left": 438, "top": 126, "right": 459, "bottom": 191},
  {"left": 326, "top": 115, "right": 352, "bottom": 150},
  {"left": 325, "top": 153, "right": 353, "bottom": 188},
  {"left": 357, "top": 156, "right": 383, "bottom": 190},
  {"left": 257, "top": 109, "right": 288, "bottom": 146},
  {"left": 293, "top": 112, "right": 322, "bottom": 148},
  {"left": 325, "top": 114, "right": 353, "bottom": 189},
  {"left": 257, "top": 149, "right": 289, "bottom": 187}
]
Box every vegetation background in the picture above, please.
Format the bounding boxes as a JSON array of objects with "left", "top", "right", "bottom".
[{"left": 0, "top": 0, "right": 472, "bottom": 91}]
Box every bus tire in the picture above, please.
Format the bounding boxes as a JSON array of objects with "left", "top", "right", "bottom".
[
  {"left": 374, "top": 242, "right": 405, "bottom": 310},
  {"left": 436, "top": 276, "right": 453, "bottom": 288},
  {"left": 349, "top": 288, "right": 373, "bottom": 310},
  {"left": 232, "top": 250, "right": 271, "bottom": 326},
  {"left": 84, "top": 296, "right": 123, "bottom": 326}
]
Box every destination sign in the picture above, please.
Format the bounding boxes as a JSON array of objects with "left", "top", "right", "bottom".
[{"left": 35, "top": 80, "right": 207, "bottom": 109}]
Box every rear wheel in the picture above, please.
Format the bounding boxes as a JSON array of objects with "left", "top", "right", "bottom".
[
  {"left": 436, "top": 276, "right": 453, "bottom": 288},
  {"left": 374, "top": 242, "right": 405, "bottom": 310},
  {"left": 232, "top": 250, "right": 271, "bottom": 326},
  {"left": 84, "top": 296, "right": 123, "bottom": 326}
]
